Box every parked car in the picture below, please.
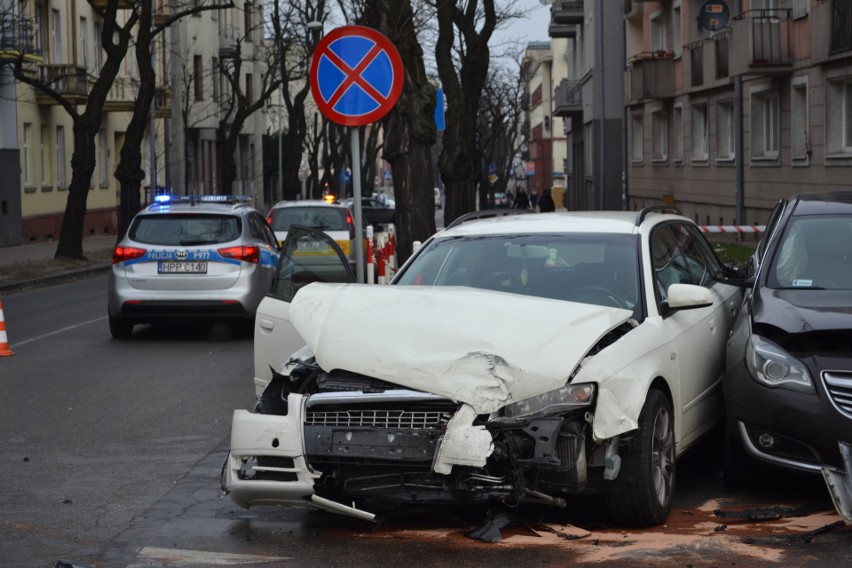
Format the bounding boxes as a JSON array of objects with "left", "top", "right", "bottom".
[
  {"left": 226, "top": 207, "right": 742, "bottom": 526},
  {"left": 267, "top": 200, "right": 362, "bottom": 265},
  {"left": 107, "top": 195, "right": 280, "bottom": 338},
  {"left": 723, "top": 192, "right": 852, "bottom": 483},
  {"left": 341, "top": 196, "right": 396, "bottom": 228},
  {"left": 493, "top": 192, "right": 509, "bottom": 208}
]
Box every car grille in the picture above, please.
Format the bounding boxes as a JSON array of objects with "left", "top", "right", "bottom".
[
  {"left": 823, "top": 371, "right": 852, "bottom": 419},
  {"left": 305, "top": 409, "right": 448, "bottom": 429}
]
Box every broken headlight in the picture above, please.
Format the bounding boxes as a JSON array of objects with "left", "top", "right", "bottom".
[
  {"left": 501, "top": 383, "right": 595, "bottom": 421},
  {"left": 746, "top": 335, "right": 814, "bottom": 393}
]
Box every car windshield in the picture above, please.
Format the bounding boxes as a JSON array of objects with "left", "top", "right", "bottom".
[
  {"left": 270, "top": 207, "right": 346, "bottom": 232},
  {"left": 768, "top": 215, "right": 852, "bottom": 290},
  {"left": 396, "top": 233, "right": 640, "bottom": 310},
  {"left": 129, "top": 214, "right": 241, "bottom": 246}
]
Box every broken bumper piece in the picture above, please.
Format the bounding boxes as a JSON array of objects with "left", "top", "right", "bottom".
[{"left": 822, "top": 441, "right": 852, "bottom": 525}]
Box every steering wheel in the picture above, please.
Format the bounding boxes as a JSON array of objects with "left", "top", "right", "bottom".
[{"left": 567, "top": 285, "right": 626, "bottom": 309}]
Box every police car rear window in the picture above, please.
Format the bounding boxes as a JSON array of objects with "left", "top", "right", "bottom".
[
  {"left": 130, "top": 214, "right": 242, "bottom": 246},
  {"left": 270, "top": 207, "right": 346, "bottom": 232}
]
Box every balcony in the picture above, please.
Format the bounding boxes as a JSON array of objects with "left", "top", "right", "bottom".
[
  {"left": 36, "top": 64, "right": 88, "bottom": 104},
  {"left": 103, "top": 77, "right": 139, "bottom": 113},
  {"left": 730, "top": 9, "right": 792, "bottom": 76},
  {"left": 627, "top": 52, "right": 674, "bottom": 102},
  {"left": 89, "top": 0, "right": 134, "bottom": 8},
  {"left": 219, "top": 26, "right": 239, "bottom": 58},
  {"left": 0, "top": 16, "right": 36, "bottom": 59},
  {"left": 155, "top": 85, "right": 172, "bottom": 118},
  {"left": 812, "top": 0, "right": 852, "bottom": 63},
  {"left": 553, "top": 79, "right": 582, "bottom": 118},
  {"left": 549, "top": 0, "right": 583, "bottom": 38}
]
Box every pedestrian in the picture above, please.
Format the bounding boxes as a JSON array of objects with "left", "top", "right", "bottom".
[
  {"left": 538, "top": 188, "right": 555, "bottom": 213},
  {"left": 530, "top": 190, "right": 539, "bottom": 211},
  {"left": 512, "top": 187, "right": 530, "bottom": 210}
]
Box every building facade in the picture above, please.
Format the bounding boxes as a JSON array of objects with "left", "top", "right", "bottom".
[
  {"left": 0, "top": 0, "right": 266, "bottom": 246},
  {"left": 624, "top": 0, "right": 852, "bottom": 226}
]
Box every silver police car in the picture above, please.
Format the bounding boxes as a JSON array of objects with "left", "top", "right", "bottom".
[{"left": 107, "top": 195, "right": 280, "bottom": 338}]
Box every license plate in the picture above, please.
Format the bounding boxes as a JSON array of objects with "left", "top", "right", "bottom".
[{"left": 158, "top": 261, "right": 208, "bottom": 274}]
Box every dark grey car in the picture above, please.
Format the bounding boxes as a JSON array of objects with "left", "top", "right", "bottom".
[{"left": 723, "top": 192, "right": 852, "bottom": 480}]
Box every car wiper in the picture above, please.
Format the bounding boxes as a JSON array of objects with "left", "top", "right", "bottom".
[{"left": 777, "top": 285, "right": 825, "bottom": 290}]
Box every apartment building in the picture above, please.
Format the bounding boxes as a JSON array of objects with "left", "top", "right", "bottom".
[
  {"left": 0, "top": 0, "right": 265, "bottom": 246},
  {"left": 624, "top": 0, "right": 852, "bottom": 227},
  {"left": 549, "top": 0, "right": 627, "bottom": 211}
]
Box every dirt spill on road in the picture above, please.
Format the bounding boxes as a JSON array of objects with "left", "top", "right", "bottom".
[{"left": 361, "top": 499, "right": 847, "bottom": 564}]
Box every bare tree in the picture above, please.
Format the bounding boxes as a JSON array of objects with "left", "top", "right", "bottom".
[
  {"left": 362, "top": 0, "right": 437, "bottom": 263},
  {"left": 476, "top": 57, "right": 526, "bottom": 206},
  {"left": 1, "top": 1, "right": 138, "bottom": 259}
]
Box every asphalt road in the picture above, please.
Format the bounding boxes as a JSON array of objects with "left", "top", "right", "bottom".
[{"left": 0, "top": 274, "right": 849, "bottom": 567}]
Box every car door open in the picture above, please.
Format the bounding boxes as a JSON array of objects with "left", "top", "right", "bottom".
[{"left": 253, "top": 225, "right": 355, "bottom": 396}]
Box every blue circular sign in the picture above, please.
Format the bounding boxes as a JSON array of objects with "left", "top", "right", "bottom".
[{"left": 698, "top": 1, "right": 730, "bottom": 32}]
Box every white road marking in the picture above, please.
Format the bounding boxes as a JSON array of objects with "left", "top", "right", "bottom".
[
  {"left": 12, "top": 316, "right": 106, "bottom": 347},
  {"left": 131, "top": 547, "right": 291, "bottom": 566}
]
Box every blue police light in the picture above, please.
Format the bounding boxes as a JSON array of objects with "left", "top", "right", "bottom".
[{"left": 154, "top": 194, "right": 172, "bottom": 203}]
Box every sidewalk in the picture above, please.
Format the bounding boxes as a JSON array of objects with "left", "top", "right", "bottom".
[{"left": 0, "top": 236, "right": 116, "bottom": 293}]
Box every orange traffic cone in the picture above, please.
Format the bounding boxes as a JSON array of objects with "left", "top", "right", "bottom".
[{"left": 0, "top": 299, "right": 15, "bottom": 357}]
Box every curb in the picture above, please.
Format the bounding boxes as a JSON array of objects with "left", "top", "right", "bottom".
[{"left": 0, "top": 265, "right": 111, "bottom": 294}]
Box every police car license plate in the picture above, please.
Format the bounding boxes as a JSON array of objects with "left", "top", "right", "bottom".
[{"left": 158, "top": 261, "right": 208, "bottom": 274}]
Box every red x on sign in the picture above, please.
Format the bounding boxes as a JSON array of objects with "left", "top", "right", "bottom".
[{"left": 310, "top": 26, "right": 404, "bottom": 127}]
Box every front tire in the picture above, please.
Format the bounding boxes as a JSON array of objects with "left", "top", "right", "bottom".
[
  {"left": 109, "top": 316, "right": 133, "bottom": 339},
  {"left": 605, "top": 389, "right": 675, "bottom": 526}
]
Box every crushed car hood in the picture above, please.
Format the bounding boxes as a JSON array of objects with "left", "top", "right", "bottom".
[
  {"left": 752, "top": 287, "right": 852, "bottom": 333},
  {"left": 289, "top": 283, "right": 633, "bottom": 415}
]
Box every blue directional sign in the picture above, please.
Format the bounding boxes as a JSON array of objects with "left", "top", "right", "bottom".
[{"left": 309, "top": 26, "right": 404, "bottom": 127}]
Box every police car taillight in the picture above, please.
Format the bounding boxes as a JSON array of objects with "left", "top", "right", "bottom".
[
  {"left": 347, "top": 211, "right": 355, "bottom": 240},
  {"left": 218, "top": 245, "right": 260, "bottom": 264},
  {"left": 112, "top": 246, "right": 146, "bottom": 264}
]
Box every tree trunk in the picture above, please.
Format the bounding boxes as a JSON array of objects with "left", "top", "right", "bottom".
[
  {"left": 364, "top": 0, "right": 436, "bottom": 264},
  {"left": 55, "top": 123, "right": 99, "bottom": 259}
]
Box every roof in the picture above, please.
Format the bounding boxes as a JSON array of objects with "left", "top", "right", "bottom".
[
  {"left": 143, "top": 195, "right": 257, "bottom": 215},
  {"left": 269, "top": 200, "right": 346, "bottom": 209},
  {"left": 438, "top": 210, "right": 690, "bottom": 239}
]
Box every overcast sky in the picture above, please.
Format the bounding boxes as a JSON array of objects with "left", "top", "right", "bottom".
[{"left": 493, "top": 0, "right": 552, "bottom": 46}]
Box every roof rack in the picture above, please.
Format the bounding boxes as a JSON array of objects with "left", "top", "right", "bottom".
[
  {"left": 446, "top": 208, "right": 534, "bottom": 230},
  {"left": 634, "top": 205, "right": 682, "bottom": 227}
]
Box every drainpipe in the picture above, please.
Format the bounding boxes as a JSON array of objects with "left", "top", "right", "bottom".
[
  {"left": 0, "top": 0, "right": 17, "bottom": 150},
  {"left": 597, "top": 0, "right": 605, "bottom": 210},
  {"left": 734, "top": 0, "right": 744, "bottom": 225}
]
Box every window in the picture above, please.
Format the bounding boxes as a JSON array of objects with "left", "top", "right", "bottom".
[
  {"left": 34, "top": 2, "right": 44, "bottom": 52},
  {"left": 825, "top": 77, "right": 852, "bottom": 156},
  {"left": 246, "top": 73, "right": 253, "bottom": 104},
  {"left": 673, "top": 105, "right": 683, "bottom": 162},
  {"left": 672, "top": 4, "right": 682, "bottom": 58},
  {"left": 651, "top": 223, "right": 715, "bottom": 302},
  {"left": 792, "top": 0, "right": 808, "bottom": 19},
  {"left": 94, "top": 22, "right": 103, "bottom": 71},
  {"left": 56, "top": 126, "right": 66, "bottom": 187},
  {"left": 791, "top": 80, "right": 809, "bottom": 160},
  {"left": 632, "top": 113, "right": 644, "bottom": 163},
  {"left": 244, "top": 2, "right": 253, "bottom": 42},
  {"left": 80, "top": 16, "right": 88, "bottom": 69},
  {"left": 23, "top": 123, "right": 32, "bottom": 186},
  {"left": 40, "top": 125, "right": 50, "bottom": 186},
  {"left": 194, "top": 55, "right": 203, "bottom": 101},
  {"left": 212, "top": 57, "right": 219, "bottom": 100},
  {"left": 715, "top": 33, "right": 729, "bottom": 79},
  {"left": 691, "top": 103, "right": 708, "bottom": 162},
  {"left": 650, "top": 13, "right": 667, "bottom": 52},
  {"left": 99, "top": 129, "right": 108, "bottom": 187},
  {"left": 751, "top": 90, "right": 779, "bottom": 159},
  {"left": 652, "top": 108, "right": 668, "bottom": 162},
  {"left": 716, "top": 99, "right": 735, "bottom": 161},
  {"left": 51, "top": 9, "right": 61, "bottom": 63}
]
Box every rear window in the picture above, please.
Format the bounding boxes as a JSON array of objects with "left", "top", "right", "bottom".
[
  {"left": 129, "top": 214, "right": 242, "bottom": 246},
  {"left": 270, "top": 207, "right": 347, "bottom": 232}
]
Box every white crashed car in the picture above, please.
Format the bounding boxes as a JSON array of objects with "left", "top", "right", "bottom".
[{"left": 225, "top": 209, "right": 744, "bottom": 526}]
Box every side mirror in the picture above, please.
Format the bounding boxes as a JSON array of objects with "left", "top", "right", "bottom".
[{"left": 665, "top": 283, "right": 714, "bottom": 312}]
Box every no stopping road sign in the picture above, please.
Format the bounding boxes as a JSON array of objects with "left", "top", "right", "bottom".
[{"left": 309, "top": 25, "right": 404, "bottom": 127}]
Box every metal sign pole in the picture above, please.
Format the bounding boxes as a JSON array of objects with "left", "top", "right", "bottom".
[{"left": 350, "top": 128, "right": 364, "bottom": 283}]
